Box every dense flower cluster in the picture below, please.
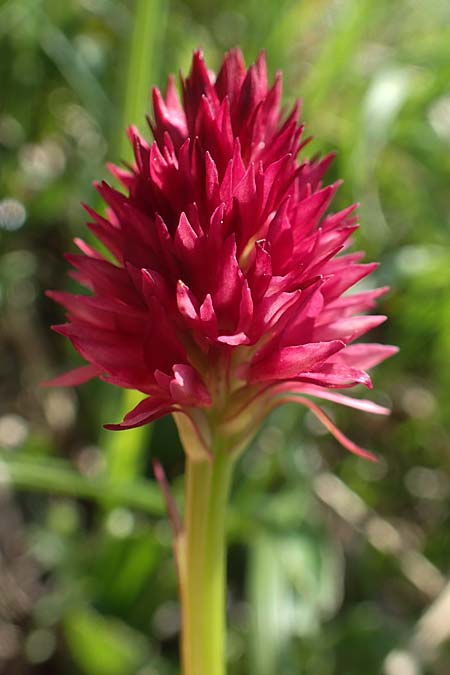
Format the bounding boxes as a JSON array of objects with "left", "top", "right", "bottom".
[{"left": 48, "top": 49, "right": 396, "bottom": 459}]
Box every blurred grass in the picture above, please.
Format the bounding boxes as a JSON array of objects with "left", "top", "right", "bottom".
[
  {"left": 0, "top": 452, "right": 163, "bottom": 514},
  {"left": 1, "top": 0, "right": 450, "bottom": 674}
]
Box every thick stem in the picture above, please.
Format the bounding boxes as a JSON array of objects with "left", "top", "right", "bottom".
[{"left": 181, "top": 445, "right": 234, "bottom": 675}]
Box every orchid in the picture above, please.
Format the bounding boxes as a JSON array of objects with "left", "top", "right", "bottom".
[{"left": 48, "top": 49, "right": 396, "bottom": 675}]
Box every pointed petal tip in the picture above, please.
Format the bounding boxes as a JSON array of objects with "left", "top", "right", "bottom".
[
  {"left": 331, "top": 178, "right": 344, "bottom": 192},
  {"left": 50, "top": 323, "right": 70, "bottom": 335},
  {"left": 353, "top": 447, "right": 379, "bottom": 463},
  {"left": 42, "top": 363, "right": 101, "bottom": 388},
  {"left": 256, "top": 48, "right": 267, "bottom": 64},
  {"left": 103, "top": 423, "right": 124, "bottom": 431},
  {"left": 389, "top": 345, "right": 400, "bottom": 355},
  {"left": 105, "top": 397, "right": 176, "bottom": 431}
]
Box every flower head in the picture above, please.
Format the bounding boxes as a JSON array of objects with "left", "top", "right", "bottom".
[{"left": 48, "top": 49, "right": 397, "bottom": 460}]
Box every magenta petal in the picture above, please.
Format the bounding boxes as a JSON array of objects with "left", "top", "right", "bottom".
[
  {"left": 216, "top": 332, "right": 250, "bottom": 346},
  {"left": 272, "top": 382, "right": 390, "bottom": 415},
  {"left": 176, "top": 280, "right": 200, "bottom": 322},
  {"left": 219, "top": 141, "right": 246, "bottom": 204},
  {"left": 141, "top": 268, "right": 173, "bottom": 307},
  {"left": 152, "top": 78, "right": 187, "bottom": 150},
  {"left": 247, "top": 241, "right": 272, "bottom": 300},
  {"left": 314, "top": 315, "right": 387, "bottom": 342},
  {"left": 198, "top": 293, "right": 219, "bottom": 337},
  {"left": 105, "top": 397, "right": 177, "bottom": 431},
  {"left": 236, "top": 279, "right": 254, "bottom": 332},
  {"left": 169, "top": 364, "right": 212, "bottom": 407},
  {"left": 292, "top": 184, "right": 339, "bottom": 243},
  {"left": 323, "top": 263, "right": 379, "bottom": 302},
  {"left": 300, "top": 365, "right": 373, "bottom": 389},
  {"left": 332, "top": 343, "right": 399, "bottom": 370},
  {"left": 174, "top": 212, "right": 201, "bottom": 256},
  {"left": 205, "top": 151, "right": 220, "bottom": 203},
  {"left": 215, "top": 48, "right": 246, "bottom": 105},
  {"left": 42, "top": 363, "right": 102, "bottom": 387},
  {"left": 211, "top": 235, "right": 244, "bottom": 319},
  {"left": 320, "top": 287, "right": 389, "bottom": 322},
  {"left": 74, "top": 238, "right": 104, "bottom": 260},
  {"left": 65, "top": 254, "right": 138, "bottom": 304},
  {"left": 249, "top": 340, "right": 345, "bottom": 382},
  {"left": 183, "top": 50, "right": 220, "bottom": 130}
]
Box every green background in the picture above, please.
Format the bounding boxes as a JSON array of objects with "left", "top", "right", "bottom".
[{"left": 1, "top": 0, "right": 450, "bottom": 673}]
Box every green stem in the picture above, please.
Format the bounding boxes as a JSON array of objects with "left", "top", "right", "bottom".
[{"left": 181, "top": 446, "right": 235, "bottom": 675}]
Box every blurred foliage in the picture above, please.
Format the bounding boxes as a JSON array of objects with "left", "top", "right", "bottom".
[{"left": 1, "top": 0, "right": 450, "bottom": 674}]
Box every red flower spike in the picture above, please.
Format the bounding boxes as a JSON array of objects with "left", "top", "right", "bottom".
[{"left": 48, "top": 49, "right": 397, "bottom": 458}]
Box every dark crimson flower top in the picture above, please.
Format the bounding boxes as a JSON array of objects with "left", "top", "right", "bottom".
[{"left": 48, "top": 50, "right": 397, "bottom": 460}]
